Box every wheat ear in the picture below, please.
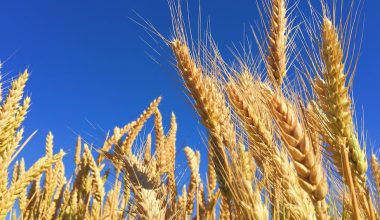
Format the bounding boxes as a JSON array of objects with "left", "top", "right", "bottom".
[
  {"left": 0, "top": 151, "right": 64, "bottom": 218},
  {"left": 75, "top": 136, "right": 82, "bottom": 166},
  {"left": 98, "top": 97, "right": 161, "bottom": 165},
  {"left": 219, "top": 195, "right": 230, "bottom": 220},
  {"left": 263, "top": 89, "right": 328, "bottom": 219},
  {"left": 170, "top": 40, "right": 236, "bottom": 149},
  {"left": 83, "top": 144, "right": 104, "bottom": 204},
  {"left": 226, "top": 77, "right": 315, "bottom": 218},
  {"left": 120, "top": 97, "right": 161, "bottom": 154},
  {"left": 207, "top": 143, "right": 217, "bottom": 201},
  {"left": 98, "top": 125, "right": 128, "bottom": 164},
  {"left": 0, "top": 121, "right": 27, "bottom": 198},
  {"left": 270, "top": 150, "right": 317, "bottom": 219},
  {"left": 315, "top": 17, "right": 367, "bottom": 179},
  {"left": 154, "top": 110, "right": 166, "bottom": 174},
  {"left": 0, "top": 70, "right": 29, "bottom": 156},
  {"left": 184, "top": 147, "right": 201, "bottom": 217},
  {"left": 166, "top": 113, "right": 177, "bottom": 209},
  {"left": 371, "top": 154, "right": 380, "bottom": 198},
  {"left": 267, "top": 0, "right": 288, "bottom": 87},
  {"left": 315, "top": 16, "right": 371, "bottom": 218},
  {"left": 135, "top": 188, "right": 166, "bottom": 219},
  {"left": 42, "top": 133, "right": 54, "bottom": 206},
  {"left": 144, "top": 134, "right": 152, "bottom": 164},
  {"left": 226, "top": 81, "right": 274, "bottom": 165},
  {"left": 10, "top": 161, "right": 18, "bottom": 187},
  {"left": 18, "top": 158, "right": 27, "bottom": 214},
  {"left": 170, "top": 39, "right": 233, "bottom": 198}
]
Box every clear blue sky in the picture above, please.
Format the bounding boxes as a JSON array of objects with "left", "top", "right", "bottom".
[{"left": 0, "top": 0, "right": 379, "bottom": 180}]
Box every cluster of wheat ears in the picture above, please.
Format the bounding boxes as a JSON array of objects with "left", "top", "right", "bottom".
[{"left": 0, "top": 0, "right": 380, "bottom": 219}]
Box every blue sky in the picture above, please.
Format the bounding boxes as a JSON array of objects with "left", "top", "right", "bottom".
[{"left": 0, "top": 0, "right": 379, "bottom": 181}]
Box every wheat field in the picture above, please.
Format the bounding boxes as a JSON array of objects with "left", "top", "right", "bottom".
[{"left": 0, "top": 0, "right": 379, "bottom": 219}]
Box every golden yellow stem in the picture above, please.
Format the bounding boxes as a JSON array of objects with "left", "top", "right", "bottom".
[{"left": 342, "top": 140, "right": 360, "bottom": 220}]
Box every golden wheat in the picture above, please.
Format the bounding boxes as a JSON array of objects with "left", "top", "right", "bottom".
[{"left": 1, "top": 0, "right": 380, "bottom": 219}]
